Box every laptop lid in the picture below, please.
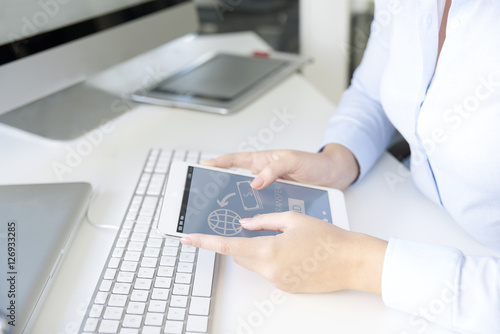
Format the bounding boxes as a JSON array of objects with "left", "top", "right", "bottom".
[{"left": 0, "top": 183, "right": 92, "bottom": 334}]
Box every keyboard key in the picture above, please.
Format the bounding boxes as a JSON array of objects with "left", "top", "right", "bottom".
[
  {"left": 115, "top": 238, "right": 128, "bottom": 248},
  {"left": 181, "top": 244, "right": 197, "bottom": 253},
  {"left": 147, "top": 186, "right": 162, "bottom": 196},
  {"left": 120, "top": 229, "right": 132, "bottom": 239},
  {"left": 151, "top": 288, "right": 169, "bottom": 300},
  {"left": 192, "top": 249, "right": 216, "bottom": 297},
  {"left": 138, "top": 267, "right": 155, "bottom": 278},
  {"left": 164, "top": 320, "right": 184, "bottom": 334},
  {"left": 142, "top": 196, "right": 159, "bottom": 208},
  {"left": 112, "top": 248, "right": 125, "bottom": 258},
  {"left": 123, "top": 220, "right": 135, "bottom": 229},
  {"left": 172, "top": 284, "right": 189, "bottom": 296},
  {"left": 189, "top": 297, "right": 210, "bottom": 316},
  {"left": 173, "top": 149, "right": 186, "bottom": 161},
  {"left": 175, "top": 273, "right": 192, "bottom": 284},
  {"left": 89, "top": 304, "right": 104, "bottom": 318},
  {"left": 108, "top": 294, "right": 127, "bottom": 307},
  {"left": 142, "top": 327, "right": 161, "bottom": 334},
  {"left": 145, "top": 312, "right": 164, "bottom": 326},
  {"left": 170, "top": 295, "right": 188, "bottom": 308},
  {"left": 113, "top": 283, "right": 131, "bottom": 295},
  {"left": 131, "top": 195, "right": 143, "bottom": 204},
  {"left": 104, "top": 268, "right": 117, "bottom": 280},
  {"left": 107, "top": 258, "right": 120, "bottom": 269},
  {"left": 139, "top": 207, "right": 156, "bottom": 217},
  {"left": 117, "top": 271, "right": 134, "bottom": 283},
  {"left": 141, "top": 257, "right": 158, "bottom": 268},
  {"left": 147, "top": 238, "right": 163, "bottom": 248},
  {"left": 150, "top": 173, "right": 165, "bottom": 185},
  {"left": 186, "top": 150, "right": 199, "bottom": 163},
  {"left": 137, "top": 216, "right": 152, "bottom": 225},
  {"left": 167, "top": 307, "right": 186, "bottom": 321},
  {"left": 126, "top": 211, "right": 138, "bottom": 220},
  {"left": 179, "top": 252, "right": 195, "bottom": 263},
  {"left": 163, "top": 238, "right": 180, "bottom": 247},
  {"left": 134, "top": 278, "right": 152, "bottom": 290},
  {"left": 177, "top": 262, "right": 194, "bottom": 273},
  {"left": 94, "top": 291, "right": 108, "bottom": 304},
  {"left": 128, "top": 241, "right": 145, "bottom": 251},
  {"left": 136, "top": 185, "right": 147, "bottom": 195},
  {"left": 130, "top": 289, "right": 149, "bottom": 302},
  {"left": 160, "top": 256, "right": 176, "bottom": 267},
  {"left": 129, "top": 203, "right": 141, "bottom": 213},
  {"left": 154, "top": 162, "right": 168, "bottom": 173},
  {"left": 120, "top": 261, "right": 138, "bottom": 272},
  {"left": 127, "top": 302, "right": 146, "bottom": 315},
  {"left": 148, "top": 300, "right": 167, "bottom": 313},
  {"left": 162, "top": 246, "right": 179, "bottom": 256},
  {"left": 149, "top": 229, "right": 164, "bottom": 239},
  {"left": 155, "top": 277, "right": 172, "bottom": 288},
  {"left": 122, "top": 314, "right": 143, "bottom": 328},
  {"left": 124, "top": 250, "right": 141, "bottom": 261},
  {"left": 120, "top": 329, "right": 139, "bottom": 334},
  {"left": 99, "top": 280, "right": 113, "bottom": 292},
  {"left": 144, "top": 247, "right": 160, "bottom": 258},
  {"left": 103, "top": 306, "right": 124, "bottom": 320},
  {"left": 157, "top": 266, "right": 174, "bottom": 277},
  {"left": 98, "top": 319, "right": 119, "bottom": 333},
  {"left": 186, "top": 315, "right": 209, "bottom": 333},
  {"left": 84, "top": 318, "right": 99, "bottom": 331},
  {"left": 131, "top": 232, "right": 148, "bottom": 242}
]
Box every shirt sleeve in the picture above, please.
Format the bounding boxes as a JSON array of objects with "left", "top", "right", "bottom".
[
  {"left": 322, "top": 0, "right": 395, "bottom": 181},
  {"left": 382, "top": 238, "right": 500, "bottom": 333}
]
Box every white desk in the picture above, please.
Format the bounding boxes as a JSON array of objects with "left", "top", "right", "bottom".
[{"left": 0, "top": 32, "right": 494, "bottom": 334}]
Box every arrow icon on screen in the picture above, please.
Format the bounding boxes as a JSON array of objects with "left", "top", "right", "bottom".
[{"left": 217, "top": 193, "right": 236, "bottom": 207}]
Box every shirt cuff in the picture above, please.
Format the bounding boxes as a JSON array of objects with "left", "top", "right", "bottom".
[
  {"left": 382, "top": 238, "right": 463, "bottom": 329},
  {"left": 321, "top": 119, "right": 381, "bottom": 184}
]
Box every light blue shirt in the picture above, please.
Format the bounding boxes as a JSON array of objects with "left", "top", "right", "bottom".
[{"left": 323, "top": 0, "right": 500, "bottom": 332}]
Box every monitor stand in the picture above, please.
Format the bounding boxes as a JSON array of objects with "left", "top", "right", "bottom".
[{"left": 0, "top": 82, "right": 135, "bottom": 141}]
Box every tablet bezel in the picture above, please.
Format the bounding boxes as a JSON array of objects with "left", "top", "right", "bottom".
[{"left": 157, "top": 161, "right": 350, "bottom": 238}]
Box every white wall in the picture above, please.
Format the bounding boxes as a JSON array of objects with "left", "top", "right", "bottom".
[{"left": 300, "top": 0, "right": 351, "bottom": 104}]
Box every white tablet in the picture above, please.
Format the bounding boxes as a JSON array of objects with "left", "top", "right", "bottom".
[{"left": 157, "top": 162, "right": 350, "bottom": 238}]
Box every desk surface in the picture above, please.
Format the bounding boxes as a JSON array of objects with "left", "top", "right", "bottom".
[{"left": 0, "top": 32, "right": 493, "bottom": 334}]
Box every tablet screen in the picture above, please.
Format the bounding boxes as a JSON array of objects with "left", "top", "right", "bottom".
[
  {"left": 176, "top": 167, "right": 333, "bottom": 237},
  {"left": 153, "top": 54, "right": 289, "bottom": 101}
]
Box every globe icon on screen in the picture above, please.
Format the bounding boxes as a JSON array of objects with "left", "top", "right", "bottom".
[{"left": 208, "top": 209, "right": 242, "bottom": 236}]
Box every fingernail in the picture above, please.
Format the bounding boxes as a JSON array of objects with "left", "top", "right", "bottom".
[
  {"left": 201, "top": 160, "right": 212, "bottom": 166},
  {"left": 239, "top": 218, "right": 251, "bottom": 224},
  {"left": 180, "top": 236, "right": 192, "bottom": 245},
  {"left": 251, "top": 176, "right": 264, "bottom": 189}
]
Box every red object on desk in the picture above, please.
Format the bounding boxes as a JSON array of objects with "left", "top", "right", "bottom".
[{"left": 252, "top": 51, "right": 270, "bottom": 58}]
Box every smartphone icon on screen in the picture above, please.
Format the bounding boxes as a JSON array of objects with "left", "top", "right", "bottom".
[{"left": 237, "top": 181, "right": 263, "bottom": 211}]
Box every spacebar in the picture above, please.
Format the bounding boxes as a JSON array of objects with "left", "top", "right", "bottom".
[{"left": 192, "top": 249, "right": 216, "bottom": 297}]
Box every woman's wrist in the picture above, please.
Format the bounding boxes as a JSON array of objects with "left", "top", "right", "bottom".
[
  {"left": 321, "top": 143, "right": 360, "bottom": 189},
  {"left": 350, "top": 233, "right": 388, "bottom": 295}
]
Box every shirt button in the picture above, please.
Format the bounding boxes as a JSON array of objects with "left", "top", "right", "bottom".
[
  {"left": 425, "top": 16, "right": 433, "bottom": 29},
  {"left": 450, "top": 18, "right": 461, "bottom": 29}
]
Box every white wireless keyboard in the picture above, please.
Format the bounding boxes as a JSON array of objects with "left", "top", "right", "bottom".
[{"left": 79, "top": 149, "right": 220, "bottom": 334}]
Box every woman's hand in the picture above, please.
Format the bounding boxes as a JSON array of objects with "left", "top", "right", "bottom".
[
  {"left": 203, "top": 144, "right": 359, "bottom": 191},
  {"left": 181, "top": 212, "right": 387, "bottom": 295}
]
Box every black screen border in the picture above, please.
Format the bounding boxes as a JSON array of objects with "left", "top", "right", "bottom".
[{"left": 0, "top": 0, "right": 188, "bottom": 65}]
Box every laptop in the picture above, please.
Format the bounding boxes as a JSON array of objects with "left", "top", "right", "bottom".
[{"left": 0, "top": 183, "right": 93, "bottom": 334}]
